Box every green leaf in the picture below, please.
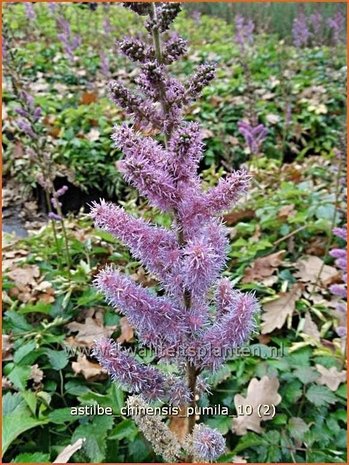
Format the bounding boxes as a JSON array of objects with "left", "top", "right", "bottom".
[
  {"left": 12, "top": 452, "right": 50, "bottom": 463},
  {"left": 45, "top": 349, "right": 69, "bottom": 370},
  {"left": 128, "top": 436, "right": 152, "bottom": 462},
  {"left": 8, "top": 366, "right": 31, "bottom": 391},
  {"left": 315, "top": 204, "right": 335, "bottom": 221},
  {"left": 3, "top": 406, "right": 48, "bottom": 455},
  {"left": 65, "top": 380, "right": 90, "bottom": 396},
  {"left": 19, "top": 302, "right": 52, "bottom": 315},
  {"left": 293, "top": 367, "right": 319, "bottom": 384},
  {"left": 5, "top": 311, "right": 33, "bottom": 332},
  {"left": 22, "top": 391, "right": 37, "bottom": 416},
  {"left": 288, "top": 417, "right": 309, "bottom": 441},
  {"left": 72, "top": 415, "right": 114, "bottom": 462},
  {"left": 282, "top": 379, "right": 303, "bottom": 404},
  {"left": 108, "top": 383, "right": 124, "bottom": 415},
  {"left": 13, "top": 341, "right": 37, "bottom": 365},
  {"left": 2, "top": 392, "right": 23, "bottom": 415},
  {"left": 306, "top": 385, "right": 337, "bottom": 407},
  {"left": 206, "top": 416, "right": 232, "bottom": 435},
  {"left": 48, "top": 407, "right": 76, "bottom": 424},
  {"left": 233, "top": 433, "right": 267, "bottom": 454},
  {"left": 109, "top": 419, "right": 138, "bottom": 441}
]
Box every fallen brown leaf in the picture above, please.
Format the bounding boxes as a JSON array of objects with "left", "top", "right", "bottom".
[
  {"left": 277, "top": 204, "right": 295, "bottom": 219},
  {"left": 294, "top": 255, "right": 339, "bottom": 286},
  {"left": 303, "top": 313, "right": 320, "bottom": 341},
  {"left": 72, "top": 355, "right": 108, "bottom": 381},
  {"left": 2, "top": 335, "right": 13, "bottom": 361},
  {"left": 117, "top": 317, "right": 134, "bottom": 343},
  {"left": 232, "top": 376, "right": 282, "bottom": 435},
  {"left": 315, "top": 364, "right": 346, "bottom": 391},
  {"left": 242, "top": 251, "right": 285, "bottom": 284},
  {"left": 66, "top": 310, "right": 116, "bottom": 348},
  {"left": 261, "top": 283, "right": 303, "bottom": 334},
  {"left": 223, "top": 209, "right": 255, "bottom": 226}
]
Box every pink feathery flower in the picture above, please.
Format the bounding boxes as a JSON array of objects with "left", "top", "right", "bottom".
[
  {"left": 293, "top": 13, "right": 311, "bottom": 48},
  {"left": 93, "top": 338, "right": 190, "bottom": 405},
  {"left": 328, "top": 11, "right": 345, "bottom": 45},
  {"left": 238, "top": 121, "right": 268, "bottom": 154},
  {"left": 180, "top": 220, "right": 229, "bottom": 297},
  {"left": 204, "top": 170, "right": 251, "bottom": 215},
  {"left": 235, "top": 15, "right": 254, "bottom": 52},
  {"left": 168, "top": 123, "right": 204, "bottom": 181},
  {"left": 215, "top": 278, "right": 238, "bottom": 319},
  {"left": 90, "top": 200, "right": 179, "bottom": 279},
  {"left": 192, "top": 424, "right": 225, "bottom": 462},
  {"left": 195, "top": 291, "right": 259, "bottom": 369},
  {"left": 113, "top": 125, "right": 178, "bottom": 210},
  {"left": 94, "top": 266, "right": 186, "bottom": 346}
]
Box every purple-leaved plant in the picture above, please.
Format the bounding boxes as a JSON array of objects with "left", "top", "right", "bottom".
[{"left": 91, "top": 3, "right": 259, "bottom": 462}]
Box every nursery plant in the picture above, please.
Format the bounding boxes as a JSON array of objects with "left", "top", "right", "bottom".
[{"left": 90, "top": 3, "right": 259, "bottom": 462}]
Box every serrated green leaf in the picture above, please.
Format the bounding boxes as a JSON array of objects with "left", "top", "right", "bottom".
[
  {"left": 109, "top": 419, "right": 138, "bottom": 441},
  {"left": 288, "top": 417, "right": 309, "bottom": 441},
  {"left": 48, "top": 407, "right": 76, "bottom": 424},
  {"left": 306, "top": 385, "right": 337, "bottom": 407},
  {"left": 72, "top": 415, "right": 114, "bottom": 462},
  {"left": 45, "top": 349, "right": 69, "bottom": 370},
  {"left": 3, "top": 407, "right": 48, "bottom": 455},
  {"left": 13, "top": 341, "right": 37, "bottom": 365},
  {"left": 293, "top": 366, "right": 319, "bottom": 384},
  {"left": 8, "top": 365, "right": 31, "bottom": 391},
  {"left": 12, "top": 452, "right": 50, "bottom": 463},
  {"left": 233, "top": 432, "right": 267, "bottom": 454}
]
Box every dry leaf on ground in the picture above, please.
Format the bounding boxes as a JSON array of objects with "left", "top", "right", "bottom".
[
  {"left": 232, "top": 376, "right": 282, "bottom": 435},
  {"left": 242, "top": 251, "right": 285, "bottom": 284},
  {"left": 302, "top": 313, "right": 321, "bottom": 341},
  {"left": 2, "top": 334, "right": 13, "bottom": 361},
  {"left": 117, "top": 317, "right": 134, "bottom": 343},
  {"left": 315, "top": 364, "right": 346, "bottom": 391},
  {"left": 294, "top": 255, "right": 339, "bottom": 286},
  {"left": 277, "top": 204, "right": 296, "bottom": 219},
  {"left": 72, "top": 355, "right": 108, "bottom": 381},
  {"left": 53, "top": 438, "right": 86, "bottom": 463},
  {"left": 66, "top": 310, "right": 116, "bottom": 347},
  {"left": 261, "top": 284, "right": 303, "bottom": 334}
]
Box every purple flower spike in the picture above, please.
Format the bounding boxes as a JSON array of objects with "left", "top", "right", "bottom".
[
  {"left": 192, "top": 424, "right": 225, "bottom": 462},
  {"left": 293, "top": 13, "right": 311, "bottom": 48},
  {"left": 235, "top": 14, "right": 254, "bottom": 52},
  {"left": 238, "top": 121, "right": 268, "bottom": 154},
  {"left": 93, "top": 338, "right": 190, "bottom": 405}
]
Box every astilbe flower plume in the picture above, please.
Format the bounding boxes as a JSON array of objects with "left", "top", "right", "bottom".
[
  {"left": 91, "top": 3, "right": 259, "bottom": 461},
  {"left": 238, "top": 121, "right": 268, "bottom": 155},
  {"left": 190, "top": 424, "right": 225, "bottom": 462},
  {"left": 235, "top": 14, "right": 254, "bottom": 52},
  {"left": 327, "top": 10, "right": 346, "bottom": 45},
  {"left": 292, "top": 13, "right": 311, "bottom": 48},
  {"left": 329, "top": 226, "right": 347, "bottom": 336}
]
